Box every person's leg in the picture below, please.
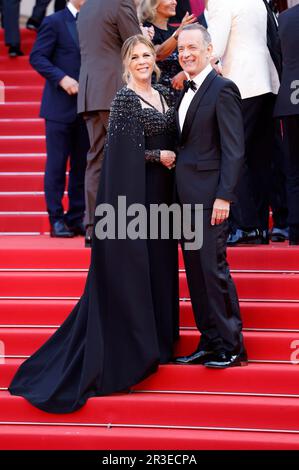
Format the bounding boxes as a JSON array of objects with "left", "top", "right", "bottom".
[
  {"left": 270, "top": 119, "right": 289, "bottom": 241},
  {"left": 30, "top": 0, "right": 51, "bottom": 24},
  {"left": 44, "top": 120, "right": 72, "bottom": 227},
  {"left": 83, "top": 111, "right": 110, "bottom": 238},
  {"left": 283, "top": 115, "right": 299, "bottom": 244},
  {"left": 65, "top": 116, "right": 89, "bottom": 230},
  {"left": 54, "top": 0, "right": 66, "bottom": 12},
  {"left": 2, "top": 0, "right": 21, "bottom": 52}
]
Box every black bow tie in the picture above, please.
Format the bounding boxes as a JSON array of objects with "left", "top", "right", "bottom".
[{"left": 183, "top": 80, "right": 197, "bottom": 93}]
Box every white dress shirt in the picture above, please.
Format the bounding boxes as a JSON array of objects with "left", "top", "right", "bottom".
[
  {"left": 179, "top": 63, "right": 213, "bottom": 131},
  {"left": 67, "top": 2, "right": 79, "bottom": 18}
]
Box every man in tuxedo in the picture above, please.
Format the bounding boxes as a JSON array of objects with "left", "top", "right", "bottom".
[
  {"left": 30, "top": 0, "right": 89, "bottom": 237},
  {"left": 174, "top": 24, "right": 247, "bottom": 368},
  {"left": 274, "top": 4, "right": 299, "bottom": 244},
  {"left": 27, "top": 0, "right": 66, "bottom": 31},
  {"left": 208, "top": 0, "right": 282, "bottom": 245},
  {"left": 77, "top": 0, "right": 141, "bottom": 247}
]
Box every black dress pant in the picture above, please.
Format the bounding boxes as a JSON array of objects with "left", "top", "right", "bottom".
[
  {"left": 45, "top": 117, "right": 89, "bottom": 227},
  {"left": 270, "top": 119, "right": 288, "bottom": 228},
  {"left": 230, "top": 93, "right": 276, "bottom": 231},
  {"left": 2, "top": 0, "right": 20, "bottom": 47},
  {"left": 31, "top": 0, "right": 66, "bottom": 22},
  {"left": 282, "top": 115, "right": 299, "bottom": 238},
  {"left": 181, "top": 210, "right": 244, "bottom": 354}
]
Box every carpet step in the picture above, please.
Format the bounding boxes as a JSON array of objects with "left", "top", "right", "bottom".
[
  {"left": 1, "top": 360, "right": 299, "bottom": 396},
  {"left": 0, "top": 103, "right": 40, "bottom": 119},
  {"left": 0, "top": 193, "right": 67, "bottom": 211},
  {"left": 0, "top": 328, "right": 297, "bottom": 361},
  {"left": 0, "top": 56, "right": 33, "bottom": 71},
  {"left": 0, "top": 173, "right": 51, "bottom": 191},
  {"left": 0, "top": 236, "right": 297, "bottom": 270},
  {"left": 0, "top": 71, "right": 43, "bottom": 87},
  {"left": 0, "top": 119, "right": 44, "bottom": 136},
  {"left": 1, "top": 424, "right": 299, "bottom": 450},
  {"left": 179, "top": 272, "right": 299, "bottom": 301},
  {"left": 0, "top": 214, "right": 50, "bottom": 234},
  {"left": 0, "top": 299, "right": 299, "bottom": 331},
  {"left": 0, "top": 137, "right": 45, "bottom": 153},
  {"left": 2, "top": 87, "right": 43, "bottom": 102},
  {"left": 0, "top": 154, "right": 46, "bottom": 172},
  {"left": 0, "top": 391, "right": 299, "bottom": 433},
  {"left": 0, "top": 270, "right": 297, "bottom": 300}
]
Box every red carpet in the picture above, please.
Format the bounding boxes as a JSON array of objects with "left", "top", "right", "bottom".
[{"left": 0, "top": 29, "right": 299, "bottom": 450}]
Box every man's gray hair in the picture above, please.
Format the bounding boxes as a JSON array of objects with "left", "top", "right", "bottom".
[{"left": 179, "top": 24, "right": 212, "bottom": 47}]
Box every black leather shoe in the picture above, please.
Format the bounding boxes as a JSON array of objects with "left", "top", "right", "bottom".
[
  {"left": 290, "top": 240, "right": 299, "bottom": 246},
  {"left": 227, "top": 229, "right": 269, "bottom": 246},
  {"left": 8, "top": 45, "right": 24, "bottom": 57},
  {"left": 271, "top": 226, "right": 289, "bottom": 242},
  {"left": 67, "top": 222, "right": 85, "bottom": 236},
  {"left": 174, "top": 349, "right": 215, "bottom": 365},
  {"left": 50, "top": 220, "right": 74, "bottom": 238},
  {"left": 204, "top": 351, "right": 248, "bottom": 369},
  {"left": 26, "top": 17, "right": 40, "bottom": 31}
]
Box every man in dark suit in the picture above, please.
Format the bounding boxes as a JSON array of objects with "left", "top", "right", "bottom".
[
  {"left": 77, "top": 0, "right": 141, "bottom": 247},
  {"left": 274, "top": 4, "right": 299, "bottom": 244},
  {"left": 30, "top": 0, "right": 89, "bottom": 238},
  {"left": 2, "top": 0, "right": 24, "bottom": 57},
  {"left": 27, "top": 0, "right": 66, "bottom": 31},
  {"left": 174, "top": 24, "right": 247, "bottom": 368}
]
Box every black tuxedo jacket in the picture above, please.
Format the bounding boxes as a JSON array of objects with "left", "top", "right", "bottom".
[
  {"left": 274, "top": 5, "right": 299, "bottom": 117},
  {"left": 175, "top": 70, "right": 245, "bottom": 210}
]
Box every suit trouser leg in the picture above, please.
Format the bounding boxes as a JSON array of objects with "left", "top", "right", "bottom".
[
  {"left": 182, "top": 210, "right": 244, "bottom": 353},
  {"left": 45, "top": 120, "right": 73, "bottom": 225},
  {"left": 83, "top": 111, "right": 110, "bottom": 230},
  {"left": 2, "top": 0, "right": 20, "bottom": 47},
  {"left": 270, "top": 119, "right": 288, "bottom": 228},
  {"left": 30, "top": 0, "right": 51, "bottom": 22},
  {"left": 54, "top": 0, "right": 66, "bottom": 11},
  {"left": 230, "top": 93, "right": 275, "bottom": 231},
  {"left": 283, "top": 115, "right": 299, "bottom": 239},
  {"left": 64, "top": 116, "right": 89, "bottom": 227}
]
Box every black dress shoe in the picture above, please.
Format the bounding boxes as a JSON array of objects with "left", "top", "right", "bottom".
[
  {"left": 271, "top": 226, "right": 289, "bottom": 242},
  {"left": 174, "top": 349, "right": 215, "bottom": 365},
  {"left": 26, "top": 17, "right": 40, "bottom": 31},
  {"left": 227, "top": 229, "right": 269, "bottom": 246},
  {"left": 204, "top": 351, "right": 248, "bottom": 369},
  {"left": 67, "top": 222, "right": 85, "bottom": 236},
  {"left": 50, "top": 220, "right": 74, "bottom": 238},
  {"left": 8, "top": 45, "right": 24, "bottom": 57}
]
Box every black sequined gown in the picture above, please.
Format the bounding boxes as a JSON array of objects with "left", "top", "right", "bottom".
[{"left": 8, "top": 85, "right": 179, "bottom": 414}]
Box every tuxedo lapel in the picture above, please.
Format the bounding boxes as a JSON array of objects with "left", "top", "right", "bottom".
[
  {"left": 64, "top": 9, "right": 80, "bottom": 50},
  {"left": 180, "top": 70, "right": 217, "bottom": 143}
]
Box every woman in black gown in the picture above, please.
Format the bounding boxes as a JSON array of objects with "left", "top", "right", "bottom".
[{"left": 8, "top": 35, "right": 179, "bottom": 414}]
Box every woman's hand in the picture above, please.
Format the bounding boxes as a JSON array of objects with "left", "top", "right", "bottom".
[
  {"left": 140, "top": 25, "right": 155, "bottom": 41},
  {"left": 180, "top": 11, "right": 198, "bottom": 29},
  {"left": 171, "top": 71, "right": 187, "bottom": 90},
  {"left": 160, "top": 150, "right": 176, "bottom": 169}
]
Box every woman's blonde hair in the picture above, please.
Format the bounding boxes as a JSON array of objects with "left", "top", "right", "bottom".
[
  {"left": 138, "top": 0, "right": 159, "bottom": 24},
  {"left": 121, "top": 34, "right": 161, "bottom": 83}
]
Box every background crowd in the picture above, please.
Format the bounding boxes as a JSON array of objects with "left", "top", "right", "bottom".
[{"left": 1, "top": 0, "right": 299, "bottom": 247}]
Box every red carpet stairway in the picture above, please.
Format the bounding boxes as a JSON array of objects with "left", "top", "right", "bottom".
[{"left": 1, "top": 29, "right": 299, "bottom": 450}]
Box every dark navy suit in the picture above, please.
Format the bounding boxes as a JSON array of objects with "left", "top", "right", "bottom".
[{"left": 30, "top": 7, "right": 89, "bottom": 227}]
